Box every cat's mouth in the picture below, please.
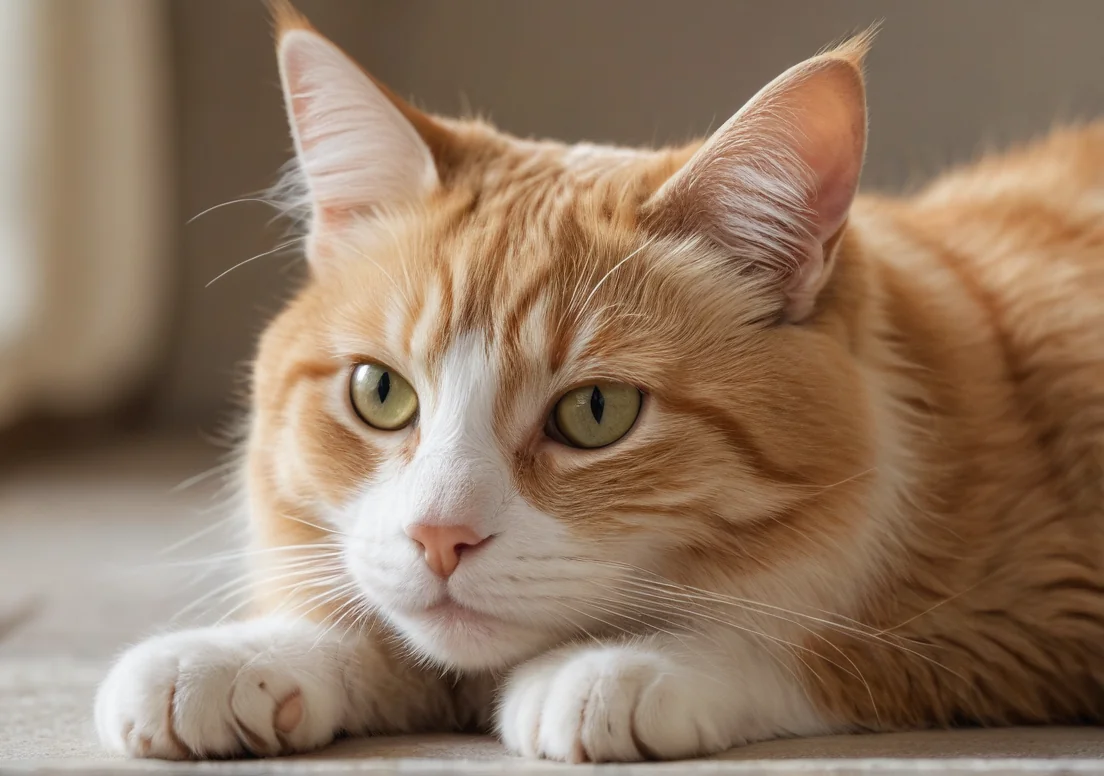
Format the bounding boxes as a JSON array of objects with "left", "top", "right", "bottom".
[
  {"left": 389, "top": 593, "right": 562, "bottom": 670},
  {"left": 414, "top": 598, "right": 501, "bottom": 628}
]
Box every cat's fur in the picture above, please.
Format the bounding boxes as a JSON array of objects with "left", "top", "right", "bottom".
[{"left": 95, "top": 2, "right": 1104, "bottom": 762}]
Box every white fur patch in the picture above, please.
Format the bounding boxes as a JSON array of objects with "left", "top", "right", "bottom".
[
  {"left": 95, "top": 618, "right": 352, "bottom": 758},
  {"left": 407, "top": 280, "right": 443, "bottom": 363},
  {"left": 499, "top": 637, "right": 832, "bottom": 762},
  {"left": 517, "top": 295, "right": 549, "bottom": 361},
  {"left": 339, "top": 335, "right": 579, "bottom": 668}
]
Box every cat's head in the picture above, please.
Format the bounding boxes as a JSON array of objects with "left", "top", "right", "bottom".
[{"left": 249, "top": 2, "right": 876, "bottom": 670}]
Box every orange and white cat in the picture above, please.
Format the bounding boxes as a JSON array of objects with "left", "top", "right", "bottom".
[{"left": 95, "top": 2, "right": 1104, "bottom": 763}]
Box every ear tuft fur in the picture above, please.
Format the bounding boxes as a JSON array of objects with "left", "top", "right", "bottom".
[
  {"left": 817, "top": 23, "right": 879, "bottom": 69},
  {"left": 266, "top": 0, "right": 314, "bottom": 41}
]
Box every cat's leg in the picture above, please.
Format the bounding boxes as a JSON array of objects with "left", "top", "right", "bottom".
[
  {"left": 497, "top": 636, "right": 833, "bottom": 762},
  {"left": 95, "top": 617, "right": 450, "bottom": 759}
]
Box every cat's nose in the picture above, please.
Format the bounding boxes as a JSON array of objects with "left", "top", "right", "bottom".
[{"left": 405, "top": 523, "right": 490, "bottom": 578}]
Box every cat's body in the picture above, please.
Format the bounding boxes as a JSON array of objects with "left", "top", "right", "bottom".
[
  {"left": 95, "top": 3, "right": 1104, "bottom": 762},
  {"left": 802, "top": 127, "right": 1104, "bottom": 728}
]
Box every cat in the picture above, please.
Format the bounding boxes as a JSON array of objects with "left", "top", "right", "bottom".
[{"left": 95, "top": 0, "right": 1104, "bottom": 763}]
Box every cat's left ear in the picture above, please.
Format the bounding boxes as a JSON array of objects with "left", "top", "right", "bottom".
[{"left": 646, "top": 33, "right": 871, "bottom": 322}]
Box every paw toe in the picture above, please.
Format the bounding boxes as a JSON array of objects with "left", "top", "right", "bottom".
[
  {"left": 274, "top": 691, "right": 304, "bottom": 734},
  {"left": 500, "top": 647, "right": 718, "bottom": 763}
]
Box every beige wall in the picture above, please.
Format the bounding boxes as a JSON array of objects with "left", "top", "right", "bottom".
[{"left": 161, "top": 0, "right": 1104, "bottom": 423}]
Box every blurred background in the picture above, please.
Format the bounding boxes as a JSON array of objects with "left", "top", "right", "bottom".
[
  {"left": 1, "top": 0, "right": 1104, "bottom": 758},
  {"left": 5, "top": 0, "right": 1104, "bottom": 447}
]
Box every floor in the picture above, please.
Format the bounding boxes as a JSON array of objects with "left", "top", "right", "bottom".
[{"left": 3, "top": 436, "right": 1104, "bottom": 774}]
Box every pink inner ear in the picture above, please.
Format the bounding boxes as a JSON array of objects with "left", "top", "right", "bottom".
[
  {"left": 276, "top": 29, "right": 440, "bottom": 237},
  {"left": 788, "top": 62, "right": 867, "bottom": 243},
  {"left": 773, "top": 59, "right": 866, "bottom": 320}
]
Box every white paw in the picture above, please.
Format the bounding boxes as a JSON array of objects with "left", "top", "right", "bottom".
[
  {"left": 95, "top": 619, "right": 349, "bottom": 759},
  {"left": 498, "top": 646, "right": 730, "bottom": 762}
]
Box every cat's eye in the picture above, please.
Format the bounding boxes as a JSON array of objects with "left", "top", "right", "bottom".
[
  {"left": 350, "top": 363, "right": 418, "bottom": 430},
  {"left": 548, "top": 382, "right": 642, "bottom": 449}
]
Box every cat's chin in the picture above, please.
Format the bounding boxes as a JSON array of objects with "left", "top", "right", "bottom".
[{"left": 388, "top": 603, "right": 552, "bottom": 670}]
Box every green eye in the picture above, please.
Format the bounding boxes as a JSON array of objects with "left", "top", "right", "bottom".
[
  {"left": 350, "top": 363, "right": 418, "bottom": 430},
  {"left": 550, "top": 382, "right": 641, "bottom": 449}
]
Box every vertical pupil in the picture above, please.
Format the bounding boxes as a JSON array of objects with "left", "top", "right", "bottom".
[
  {"left": 377, "top": 371, "right": 391, "bottom": 403},
  {"left": 590, "top": 386, "right": 604, "bottom": 423}
]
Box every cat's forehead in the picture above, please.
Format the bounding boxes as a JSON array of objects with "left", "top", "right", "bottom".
[
  {"left": 446, "top": 140, "right": 661, "bottom": 228},
  {"left": 424, "top": 139, "right": 688, "bottom": 287},
  {"left": 320, "top": 138, "right": 721, "bottom": 383}
]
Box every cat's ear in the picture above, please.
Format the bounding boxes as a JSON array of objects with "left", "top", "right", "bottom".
[
  {"left": 646, "top": 33, "right": 871, "bottom": 321},
  {"left": 273, "top": 4, "right": 443, "bottom": 242}
]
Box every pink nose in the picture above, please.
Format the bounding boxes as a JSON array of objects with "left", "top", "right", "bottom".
[{"left": 406, "top": 524, "right": 490, "bottom": 577}]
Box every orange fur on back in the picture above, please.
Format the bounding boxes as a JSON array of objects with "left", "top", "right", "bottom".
[{"left": 801, "top": 126, "right": 1104, "bottom": 727}]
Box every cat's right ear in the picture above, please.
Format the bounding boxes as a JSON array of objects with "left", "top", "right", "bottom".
[{"left": 272, "top": 3, "right": 442, "bottom": 251}]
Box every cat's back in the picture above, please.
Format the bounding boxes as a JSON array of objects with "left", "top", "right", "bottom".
[
  {"left": 856, "top": 121, "right": 1104, "bottom": 529},
  {"left": 892, "top": 120, "right": 1104, "bottom": 369},
  {"left": 859, "top": 121, "right": 1104, "bottom": 368},
  {"left": 870, "top": 121, "right": 1104, "bottom": 301}
]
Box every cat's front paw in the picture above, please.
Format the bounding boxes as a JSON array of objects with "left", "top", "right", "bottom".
[
  {"left": 498, "top": 645, "right": 730, "bottom": 762},
  {"left": 95, "top": 620, "right": 349, "bottom": 759}
]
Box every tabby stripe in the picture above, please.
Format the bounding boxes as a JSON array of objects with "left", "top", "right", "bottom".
[
  {"left": 425, "top": 257, "right": 457, "bottom": 370},
  {"left": 667, "top": 395, "right": 807, "bottom": 487},
  {"left": 894, "top": 214, "right": 1078, "bottom": 506},
  {"left": 273, "top": 360, "right": 339, "bottom": 414}
]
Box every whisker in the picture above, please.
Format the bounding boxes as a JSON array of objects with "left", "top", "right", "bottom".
[
  {"left": 580, "top": 557, "right": 895, "bottom": 638},
  {"left": 615, "top": 572, "right": 927, "bottom": 654},
  {"left": 170, "top": 460, "right": 241, "bottom": 494},
  {"left": 877, "top": 580, "right": 985, "bottom": 635},
  {"left": 214, "top": 573, "right": 352, "bottom": 626},
  {"left": 313, "top": 593, "right": 371, "bottom": 648},
  {"left": 608, "top": 581, "right": 851, "bottom": 703},
  {"left": 169, "top": 558, "right": 346, "bottom": 622},
  {"left": 206, "top": 239, "right": 302, "bottom": 287},
  {"left": 566, "top": 556, "right": 961, "bottom": 689},
  {"left": 143, "top": 542, "right": 344, "bottom": 570},
  {"left": 550, "top": 600, "right": 634, "bottom": 645},
  {"left": 603, "top": 567, "right": 963, "bottom": 685},
  {"left": 596, "top": 591, "right": 812, "bottom": 688},
  {"left": 601, "top": 583, "right": 837, "bottom": 684},
  {"left": 273, "top": 575, "right": 360, "bottom": 619},
  {"left": 583, "top": 594, "right": 695, "bottom": 649},
  {"left": 154, "top": 514, "right": 242, "bottom": 558},
  {"left": 188, "top": 196, "right": 283, "bottom": 224},
  {"left": 278, "top": 513, "right": 343, "bottom": 536}
]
